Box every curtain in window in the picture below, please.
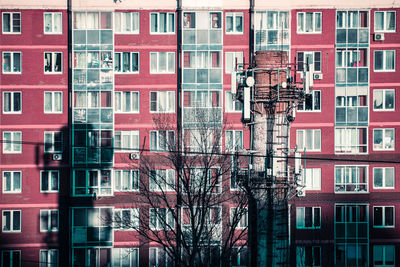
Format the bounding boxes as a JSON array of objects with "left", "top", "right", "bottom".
[
  {"left": 226, "top": 15, "right": 233, "bottom": 32},
  {"left": 387, "top": 12, "right": 395, "bottom": 30},
  {"left": 385, "top": 51, "right": 394, "bottom": 70},
  {"left": 13, "top": 53, "right": 21, "bottom": 72},
  {"left": 86, "top": 13, "right": 99, "bottom": 29}
]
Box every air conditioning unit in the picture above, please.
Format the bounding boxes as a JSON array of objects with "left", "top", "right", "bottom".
[
  {"left": 313, "top": 73, "right": 323, "bottom": 80},
  {"left": 297, "top": 189, "right": 306, "bottom": 197},
  {"left": 374, "top": 33, "right": 385, "bottom": 41},
  {"left": 52, "top": 153, "right": 62, "bottom": 161},
  {"left": 129, "top": 153, "right": 140, "bottom": 160}
]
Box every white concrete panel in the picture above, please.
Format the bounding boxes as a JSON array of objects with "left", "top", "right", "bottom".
[
  {"left": 254, "top": 0, "right": 400, "bottom": 9},
  {"left": 181, "top": 0, "right": 222, "bottom": 9},
  {"left": 0, "top": 0, "right": 67, "bottom": 9}
]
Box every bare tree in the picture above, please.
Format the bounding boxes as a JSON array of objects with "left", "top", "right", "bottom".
[{"left": 114, "top": 111, "right": 249, "bottom": 267}]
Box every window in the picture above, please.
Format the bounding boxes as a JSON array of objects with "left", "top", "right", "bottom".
[
  {"left": 297, "top": 12, "right": 322, "bottom": 33},
  {"left": 231, "top": 247, "right": 248, "bottom": 267},
  {"left": 230, "top": 207, "right": 248, "bottom": 228},
  {"left": 374, "top": 89, "right": 395, "bottom": 111},
  {"left": 114, "top": 131, "right": 139, "bottom": 152},
  {"left": 41, "top": 171, "right": 59, "bottom": 193},
  {"left": 150, "top": 12, "right": 175, "bottom": 34},
  {"left": 189, "top": 168, "right": 221, "bottom": 193},
  {"left": 374, "top": 50, "right": 395, "bottom": 71},
  {"left": 114, "top": 12, "right": 139, "bottom": 34},
  {"left": 210, "top": 12, "right": 222, "bottom": 29},
  {"left": 225, "top": 91, "right": 243, "bottom": 112},
  {"left": 44, "top": 13, "right": 62, "bottom": 34},
  {"left": 296, "top": 246, "right": 321, "bottom": 267},
  {"left": 44, "top": 132, "right": 63, "bottom": 153},
  {"left": 225, "top": 52, "right": 244, "bottom": 74},
  {"left": 374, "top": 167, "right": 395, "bottom": 189},
  {"left": 2, "top": 171, "right": 21, "bottom": 193},
  {"left": 335, "top": 127, "right": 367, "bottom": 154},
  {"left": 149, "top": 247, "right": 173, "bottom": 267},
  {"left": 2, "top": 131, "right": 21, "bottom": 153},
  {"left": 225, "top": 130, "right": 243, "bottom": 152},
  {"left": 149, "top": 170, "right": 175, "bottom": 191},
  {"left": 114, "top": 52, "right": 139, "bottom": 73},
  {"left": 298, "top": 91, "right": 321, "bottom": 111},
  {"left": 112, "top": 248, "right": 139, "bottom": 267},
  {"left": 72, "top": 170, "right": 112, "bottom": 196},
  {"left": 2, "top": 210, "right": 21, "bottom": 232},
  {"left": 2, "top": 92, "right": 21, "bottom": 114},
  {"left": 150, "top": 130, "right": 175, "bottom": 152},
  {"left": 296, "top": 129, "right": 321, "bottom": 152},
  {"left": 297, "top": 52, "right": 321, "bottom": 72},
  {"left": 150, "top": 52, "right": 175, "bottom": 74},
  {"left": 149, "top": 208, "right": 175, "bottom": 230},
  {"left": 114, "top": 91, "right": 139, "bottom": 113},
  {"left": 231, "top": 168, "right": 247, "bottom": 190},
  {"left": 1, "top": 251, "right": 21, "bottom": 267},
  {"left": 113, "top": 208, "right": 139, "bottom": 230},
  {"left": 183, "top": 12, "right": 195, "bottom": 28},
  {"left": 254, "top": 11, "right": 290, "bottom": 48},
  {"left": 150, "top": 91, "right": 175, "bottom": 113},
  {"left": 44, "top": 52, "right": 62, "bottom": 73},
  {"left": 44, "top": 92, "right": 62, "bottom": 113},
  {"left": 335, "top": 165, "right": 368, "bottom": 193},
  {"left": 373, "top": 128, "right": 395, "bottom": 150},
  {"left": 375, "top": 11, "right": 396, "bottom": 32},
  {"left": 226, "top": 13, "right": 243, "bottom": 34},
  {"left": 2, "top": 12, "right": 21, "bottom": 33},
  {"left": 301, "top": 168, "right": 321, "bottom": 190},
  {"left": 2, "top": 52, "right": 21, "bottom": 73},
  {"left": 114, "top": 170, "right": 139, "bottom": 192},
  {"left": 374, "top": 245, "right": 395, "bottom": 267},
  {"left": 40, "top": 210, "right": 58, "bottom": 232},
  {"left": 296, "top": 207, "right": 321, "bottom": 229},
  {"left": 373, "top": 206, "right": 394, "bottom": 228},
  {"left": 40, "top": 249, "right": 58, "bottom": 267}
]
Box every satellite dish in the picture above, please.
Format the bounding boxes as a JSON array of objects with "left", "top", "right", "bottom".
[
  {"left": 246, "top": 76, "right": 255, "bottom": 87},
  {"left": 281, "top": 82, "right": 287, "bottom": 88}
]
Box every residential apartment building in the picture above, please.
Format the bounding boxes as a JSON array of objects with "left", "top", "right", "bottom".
[{"left": 0, "top": 0, "right": 399, "bottom": 266}]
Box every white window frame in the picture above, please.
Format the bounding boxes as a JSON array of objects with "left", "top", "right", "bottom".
[
  {"left": 43, "top": 12, "right": 62, "bottom": 34},
  {"left": 114, "top": 12, "right": 140, "bottom": 34},
  {"left": 40, "top": 209, "right": 58, "bottom": 232},
  {"left": 44, "top": 91, "right": 63, "bottom": 114},
  {"left": 225, "top": 91, "right": 242, "bottom": 113},
  {"left": 373, "top": 167, "right": 395, "bottom": 189},
  {"left": 112, "top": 248, "right": 139, "bottom": 267},
  {"left": 150, "top": 91, "right": 175, "bottom": 113},
  {"left": 113, "top": 208, "right": 139, "bottom": 231},
  {"left": 114, "top": 91, "right": 140, "bottom": 113},
  {"left": 296, "top": 246, "right": 321, "bottom": 267},
  {"left": 374, "top": 11, "right": 396, "bottom": 33},
  {"left": 2, "top": 52, "right": 22, "bottom": 74},
  {"left": 114, "top": 131, "right": 140, "bottom": 152},
  {"left": 2, "top": 131, "right": 22, "bottom": 154},
  {"left": 334, "top": 165, "right": 368, "bottom": 193},
  {"left": 373, "top": 89, "right": 395, "bottom": 111},
  {"left": 149, "top": 52, "right": 175, "bottom": 74},
  {"left": 150, "top": 130, "right": 175, "bottom": 152},
  {"left": 373, "top": 206, "right": 395, "bottom": 228},
  {"left": 225, "top": 130, "right": 243, "bottom": 152},
  {"left": 44, "top": 52, "right": 63, "bottom": 74},
  {"left": 114, "top": 52, "right": 139, "bottom": 73},
  {"left": 2, "top": 91, "right": 22, "bottom": 114},
  {"left": 150, "top": 12, "right": 175, "bottom": 34},
  {"left": 297, "top": 51, "right": 322, "bottom": 72},
  {"left": 297, "top": 12, "right": 322, "bottom": 34},
  {"left": 2, "top": 12, "right": 21, "bottom": 34},
  {"left": 149, "top": 208, "right": 175, "bottom": 230},
  {"left": 334, "top": 127, "right": 368, "bottom": 154},
  {"left": 1, "top": 250, "right": 21, "bottom": 267},
  {"left": 44, "top": 131, "right": 63, "bottom": 153},
  {"left": 225, "top": 12, "right": 244, "bottom": 34},
  {"left": 296, "top": 129, "right": 321, "bottom": 152},
  {"left": 296, "top": 207, "right": 321, "bottom": 229},
  {"left": 230, "top": 207, "right": 248, "bottom": 229},
  {"left": 40, "top": 170, "right": 59, "bottom": 193},
  {"left": 149, "top": 169, "right": 175, "bottom": 192},
  {"left": 373, "top": 128, "right": 395, "bottom": 151},
  {"left": 298, "top": 90, "right": 321, "bottom": 112},
  {"left": 72, "top": 169, "right": 112, "bottom": 196},
  {"left": 301, "top": 168, "right": 321, "bottom": 191},
  {"left": 225, "top": 51, "right": 244, "bottom": 74},
  {"left": 114, "top": 169, "right": 139, "bottom": 192},
  {"left": 2, "top": 210, "right": 21, "bottom": 232},
  {"left": 2, "top": 171, "right": 22, "bottom": 194},
  {"left": 374, "top": 50, "right": 396, "bottom": 72},
  {"left": 40, "top": 249, "right": 59, "bottom": 267},
  {"left": 373, "top": 245, "right": 395, "bottom": 267}
]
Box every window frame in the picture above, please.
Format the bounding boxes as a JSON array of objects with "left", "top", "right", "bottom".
[
  {"left": 150, "top": 130, "right": 175, "bottom": 152},
  {"left": 114, "top": 91, "right": 140, "bottom": 113},
  {"left": 149, "top": 52, "right": 175, "bottom": 74},
  {"left": 373, "top": 167, "right": 395, "bottom": 189},
  {"left": 149, "top": 208, "right": 175, "bottom": 230},
  {"left": 72, "top": 169, "right": 112, "bottom": 197},
  {"left": 112, "top": 247, "right": 139, "bottom": 267},
  {"left": 1, "top": 250, "right": 21, "bottom": 267},
  {"left": 2, "top": 52, "right": 22, "bottom": 74},
  {"left": 113, "top": 208, "right": 139, "bottom": 231},
  {"left": 225, "top": 130, "right": 243, "bottom": 152},
  {"left": 43, "top": 12, "right": 62, "bottom": 34},
  {"left": 296, "top": 207, "right": 321, "bottom": 229},
  {"left": 373, "top": 245, "right": 395, "bottom": 267},
  {"left": 40, "top": 170, "right": 59, "bottom": 193},
  {"left": 149, "top": 91, "right": 176, "bottom": 113},
  {"left": 374, "top": 50, "right": 396, "bottom": 72},
  {"left": 334, "top": 165, "right": 368, "bottom": 193},
  {"left": 373, "top": 206, "right": 395, "bottom": 228},
  {"left": 225, "top": 51, "right": 244, "bottom": 74},
  {"left": 2, "top": 12, "right": 21, "bottom": 34},
  {"left": 296, "top": 246, "right": 321, "bottom": 267},
  {"left": 114, "top": 12, "right": 140, "bottom": 34},
  {"left": 297, "top": 51, "right": 322, "bottom": 72},
  {"left": 374, "top": 11, "right": 396, "bottom": 33},
  {"left": 298, "top": 90, "right": 321, "bottom": 112},
  {"left": 44, "top": 52, "right": 63, "bottom": 74},
  {"left": 225, "top": 91, "right": 243, "bottom": 113},
  {"left": 44, "top": 91, "right": 63, "bottom": 114},
  {"left": 373, "top": 89, "right": 395, "bottom": 111},
  {"left": 2, "top": 91, "right": 22, "bottom": 114},
  {"left": 2, "top": 131, "right": 22, "bottom": 154},
  {"left": 114, "top": 169, "right": 139, "bottom": 192},
  {"left": 230, "top": 207, "right": 248, "bottom": 229},
  {"left": 40, "top": 209, "right": 59, "bottom": 232},
  {"left": 114, "top": 52, "right": 140, "bottom": 74},
  {"left": 44, "top": 131, "right": 63, "bottom": 153},
  {"left": 40, "top": 249, "right": 59, "bottom": 267},
  {"left": 2, "top": 171, "right": 22, "bottom": 194},
  {"left": 296, "top": 129, "right": 321, "bottom": 152},
  {"left": 302, "top": 168, "right": 322, "bottom": 191},
  {"left": 373, "top": 128, "right": 395, "bottom": 151},
  {"left": 2, "top": 210, "right": 21, "bottom": 233},
  {"left": 149, "top": 12, "right": 175, "bottom": 34},
  {"left": 149, "top": 169, "right": 176, "bottom": 192},
  {"left": 114, "top": 130, "right": 140, "bottom": 153},
  {"left": 297, "top": 12, "right": 322, "bottom": 34},
  {"left": 225, "top": 12, "right": 244, "bottom": 34}
]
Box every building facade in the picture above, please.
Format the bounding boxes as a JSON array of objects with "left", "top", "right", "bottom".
[{"left": 0, "top": 0, "right": 399, "bottom": 266}]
